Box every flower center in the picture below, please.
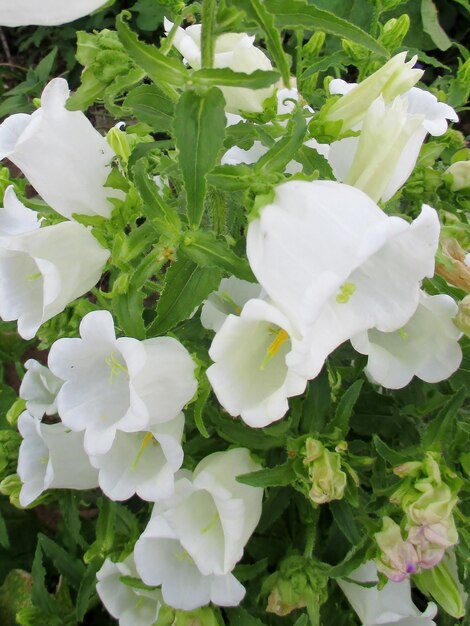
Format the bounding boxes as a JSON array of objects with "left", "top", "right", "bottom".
[
  {"left": 105, "top": 351, "right": 128, "bottom": 383},
  {"left": 260, "top": 328, "right": 289, "bottom": 370},
  {"left": 336, "top": 282, "right": 356, "bottom": 304},
  {"left": 201, "top": 511, "right": 220, "bottom": 534},
  {"left": 131, "top": 432, "right": 157, "bottom": 470}
]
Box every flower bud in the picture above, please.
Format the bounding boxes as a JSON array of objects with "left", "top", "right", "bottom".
[
  {"left": 393, "top": 461, "right": 423, "bottom": 477},
  {"left": 0, "top": 474, "right": 23, "bottom": 508},
  {"left": 408, "top": 518, "right": 458, "bottom": 570},
  {"left": 404, "top": 481, "right": 457, "bottom": 526},
  {"left": 375, "top": 517, "right": 419, "bottom": 582},
  {"left": 446, "top": 160, "right": 470, "bottom": 191},
  {"left": 264, "top": 554, "right": 328, "bottom": 617},
  {"left": 435, "top": 238, "right": 470, "bottom": 292},
  {"left": 380, "top": 15, "right": 410, "bottom": 51},
  {"left": 156, "top": 606, "right": 222, "bottom": 626},
  {"left": 414, "top": 553, "right": 466, "bottom": 619},
  {"left": 304, "top": 438, "right": 347, "bottom": 505},
  {"left": 107, "top": 126, "right": 131, "bottom": 164},
  {"left": 455, "top": 295, "right": 470, "bottom": 335},
  {"left": 326, "top": 52, "right": 423, "bottom": 132}
]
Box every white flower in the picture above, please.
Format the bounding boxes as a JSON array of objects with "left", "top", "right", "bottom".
[
  {"left": 17, "top": 411, "right": 98, "bottom": 507},
  {"left": 201, "top": 276, "right": 262, "bottom": 332},
  {"left": 165, "top": 19, "right": 274, "bottom": 114},
  {"left": 326, "top": 52, "right": 423, "bottom": 132},
  {"left": 336, "top": 561, "right": 437, "bottom": 626},
  {"left": 134, "top": 513, "right": 245, "bottom": 611},
  {"left": 96, "top": 555, "right": 163, "bottom": 626},
  {"left": 0, "top": 78, "right": 123, "bottom": 220},
  {"left": 327, "top": 96, "right": 424, "bottom": 202},
  {"left": 207, "top": 298, "right": 307, "bottom": 427},
  {"left": 134, "top": 448, "right": 263, "bottom": 609},
  {"left": 89, "top": 414, "right": 184, "bottom": 502},
  {"left": 0, "top": 0, "right": 109, "bottom": 26},
  {"left": 246, "top": 180, "right": 440, "bottom": 380},
  {"left": 338, "top": 561, "right": 437, "bottom": 626},
  {"left": 351, "top": 291, "right": 462, "bottom": 389},
  {"left": 19, "top": 359, "right": 63, "bottom": 419},
  {"left": 48, "top": 310, "right": 197, "bottom": 456},
  {"left": 0, "top": 195, "right": 110, "bottom": 340},
  {"left": 328, "top": 87, "right": 457, "bottom": 202}
]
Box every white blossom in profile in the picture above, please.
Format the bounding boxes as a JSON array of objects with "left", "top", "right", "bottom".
[
  {"left": 89, "top": 413, "right": 185, "bottom": 502},
  {"left": 0, "top": 192, "right": 110, "bottom": 339},
  {"left": 48, "top": 310, "right": 197, "bottom": 456},
  {"left": 165, "top": 19, "right": 274, "bottom": 114},
  {"left": 0, "top": 0, "right": 109, "bottom": 26},
  {"left": 96, "top": 554, "right": 163, "bottom": 626},
  {"left": 207, "top": 298, "right": 307, "bottom": 427},
  {"left": 19, "top": 359, "right": 63, "bottom": 419},
  {"left": 17, "top": 411, "right": 98, "bottom": 507},
  {"left": 0, "top": 78, "right": 123, "bottom": 220},
  {"left": 351, "top": 292, "right": 462, "bottom": 389},
  {"left": 247, "top": 180, "right": 440, "bottom": 380},
  {"left": 338, "top": 561, "right": 437, "bottom": 626}
]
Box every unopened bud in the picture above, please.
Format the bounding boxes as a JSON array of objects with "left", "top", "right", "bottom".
[
  {"left": 107, "top": 126, "right": 131, "bottom": 163},
  {"left": 304, "top": 439, "right": 347, "bottom": 505},
  {"left": 0, "top": 474, "right": 22, "bottom": 508},
  {"left": 446, "top": 160, "right": 470, "bottom": 191},
  {"left": 455, "top": 295, "right": 470, "bottom": 335},
  {"left": 393, "top": 461, "right": 422, "bottom": 477},
  {"left": 404, "top": 481, "right": 457, "bottom": 527},
  {"left": 375, "top": 517, "right": 419, "bottom": 582},
  {"left": 304, "top": 32, "right": 326, "bottom": 59},
  {"left": 435, "top": 238, "right": 470, "bottom": 292},
  {"left": 414, "top": 553, "right": 466, "bottom": 619},
  {"left": 380, "top": 15, "right": 410, "bottom": 51}
]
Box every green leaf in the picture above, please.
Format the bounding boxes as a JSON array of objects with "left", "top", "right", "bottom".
[
  {"left": 329, "top": 499, "right": 362, "bottom": 545},
  {"left": 38, "top": 534, "right": 85, "bottom": 590},
  {"left": 264, "top": 0, "right": 388, "bottom": 57},
  {"left": 301, "top": 50, "right": 349, "bottom": 79},
  {"left": 133, "top": 159, "right": 181, "bottom": 236},
  {"left": 226, "top": 607, "right": 268, "bottom": 626},
  {"left": 116, "top": 13, "right": 187, "bottom": 87},
  {"left": 420, "top": 0, "right": 452, "bottom": 51},
  {"left": 181, "top": 230, "right": 254, "bottom": 281},
  {"left": 231, "top": 0, "right": 291, "bottom": 85},
  {"left": 193, "top": 373, "right": 212, "bottom": 439},
  {"left": 174, "top": 88, "right": 227, "bottom": 228},
  {"left": 211, "top": 411, "right": 286, "bottom": 450},
  {"left": 208, "top": 164, "right": 256, "bottom": 191},
  {"left": 327, "top": 380, "right": 363, "bottom": 438},
  {"left": 148, "top": 258, "right": 222, "bottom": 335},
  {"left": 75, "top": 562, "right": 100, "bottom": 621},
  {"left": 31, "top": 543, "right": 58, "bottom": 615},
  {"left": 113, "top": 286, "right": 146, "bottom": 339},
  {"left": 293, "top": 616, "right": 309, "bottom": 626},
  {"left": 327, "top": 536, "right": 369, "bottom": 578},
  {"left": 373, "top": 435, "right": 409, "bottom": 466},
  {"left": 193, "top": 67, "right": 281, "bottom": 89},
  {"left": 423, "top": 387, "right": 466, "bottom": 451},
  {"left": 124, "top": 84, "right": 175, "bottom": 131},
  {"left": 256, "top": 109, "right": 307, "bottom": 173},
  {"left": 237, "top": 463, "right": 295, "bottom": 487}
]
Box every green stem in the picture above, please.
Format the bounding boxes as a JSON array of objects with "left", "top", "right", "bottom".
[
  {"left": 201, "top": 0, "right": 217, "bottom": 69},
  {"left": 296, "top": 29, "right": 304, "bottom": 85}
]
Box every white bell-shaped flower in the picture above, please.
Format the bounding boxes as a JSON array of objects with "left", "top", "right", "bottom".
[
  {"left": 247, "top": 180, "right": 440, "bottom": 380},
  {"left": 338, "top": 561, "right": 437, "bottom": 626},
  {"left": 134, "top": 513, "right": 245, "bottom": 611},
  {"left": 19, "top": 359, "right": 63, "bottom": 419},
  {"left": 0, "top": 186, "right": 41, "bottom": 237},
  {"left": 207, "top": 298, "right": 308, "bottom": 427},
  {"left": 96, "top": 555, "right": 163, "bottom": 626},
  {"left": 48, "top": 310, "right": 197, "bottom": 456},
  {"left": 89, "top": 413, "right": 185, "bottom": 502},
  {"left": 0, "top": 0, "right": 109, "bottom": 26},
  {"left": 17, "top": 411, "right": 98, "bottom": 507},
  {"left": 134, "top": 448, "right": 263, "bottom": 609},
  {"left": 165, "top": 19, "right": 274, "bottom": 114},
  {"left": 351, "top": 291, "right": 462, "bottom": 389},
  {"left": 0, "top": 193, "right": 110, "bottom": 339},
  {"left": 201, "top": 276, "right": 262, "bottom": 333},
  {"left": 0, "top": 78, "right": 123, "bottom": 219},
  {"left": 328, "top": 86, "right": 457, "bottom": 202}
]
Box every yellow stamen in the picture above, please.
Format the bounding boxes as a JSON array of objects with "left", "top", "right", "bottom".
[
  {"left": 398, "top": 328, "right": 409, "bottom": 340},
  {"left": 260, "top": 328, "right": 289, "bottom": 370},
  {"left": 105, "top": 351, "right": 128, "bottom": 383},
  {"left": 131, "top": 432, "right": 156, "bottom": 470},
  {"left": 201, "top": 511, "right": 220, "bottom": 534},
  {"left": 336, "top": 282, "right": 356, "bottom": 304},
  {"left": 175, "top": 548, "right": 194, "bottom": 563},
  {"left": 25, "top": 272, "right": 42, "bottom": 281}
]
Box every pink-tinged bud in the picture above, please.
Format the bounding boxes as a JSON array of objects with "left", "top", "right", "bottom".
[
  {"left": 393, "top": 461, "right": 422, "bottom": 477},
  {"left": 404, "top": 482, "right": 457, "bottom": 526},
  {"left": 408, "top": 517, "right": 458, "bottom": 570},
  {"left": 375, "top": 517, "right": 420, "bottom": 582}
]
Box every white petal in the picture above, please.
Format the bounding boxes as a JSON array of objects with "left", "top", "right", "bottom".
[
  {"left": 0, "top": 187, "right": 41, "bottom": 237},
  {"left": 0, "top": 0, "right": 109, "bottom": 27}
]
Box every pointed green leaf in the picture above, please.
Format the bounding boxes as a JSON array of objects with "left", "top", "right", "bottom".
[
  {"left": 421, "top": 0, "right": 452, "bottom": 51},
  {"left": 264, "top": 0, "right": 388, "bottom": 58},
  {"left": 124, "top": 84, "right": 175, "bottom": 131},
  {"left": 38, "top": 534, "right": 85, "bottom": 590},
  {"left": 255, "top": 109, "right": 307, "bottom": 173},
  {"left": 116, "top": 13, "right": 187, "bottom": 87},
  {"left": 327, "top": 380, "right": 363, "bottom": 438},
  {"left": 329, "top": 499, "right": 362, "bottom": 545},
  {"left": 174, "top": 88, "right": 227, "bottom": 228},
  {"left": 193, "top": 67, "right": 281, "bottom": 89},
  {"left": 423, "top": 387, "right": 466, "bottom": 451},
  {"left": 148, "top": 258, "right": 222, "bottom": 335},
  {"left": 181, "top": 230, "right": 255, "bottom": 281},
  {"left": 208, "top": 164, "right": 256, "bottom": 191},
  {"left": 237, "top": 463, "right": 295, "bottom": 487}
]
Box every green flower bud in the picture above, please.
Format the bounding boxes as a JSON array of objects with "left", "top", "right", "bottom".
[
  {"left": 0, "top": 474, "right": 22, "bottom": 508},
  {"left": 446, "top": 160, "right": 470, "bottom": 191},
  {"left": 303, "top": 31, "right": 326, "bottom": 59},
  {"left": 107, "top": 127, "right": 131, "bottom": 164},
  {"left": 304, "top": 439, "right": 347, "bottom": 505},
  {"left": 156, "top": 606, "right": 222, "bottom": 626},
  {"left": 414, "top": 553, "right": 466, "bottom": 619},
  {"left": 380, "top": 15, "right": 410, "bottom": 51},
  {"left": 455, "top": 296, "right": 470, "bottom": 336},
  {"left": 393, "top": 461, "right": 423, "bottom": 478}
]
